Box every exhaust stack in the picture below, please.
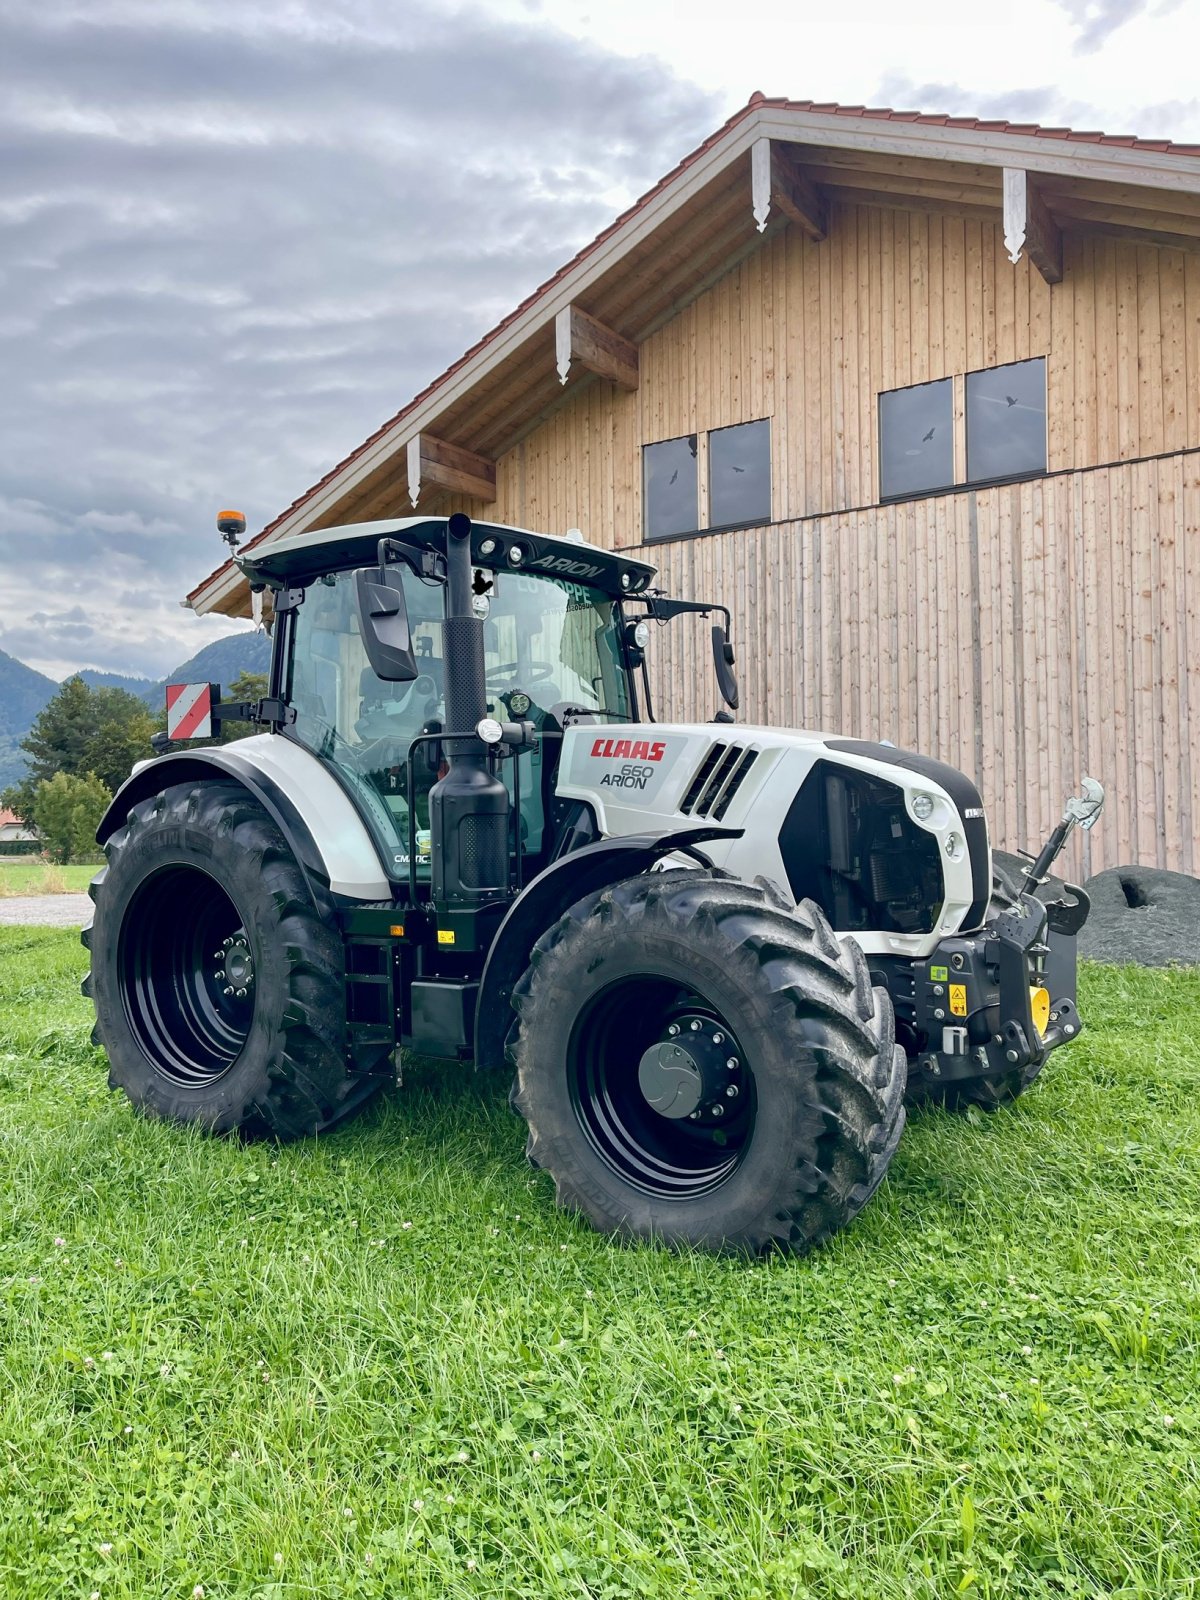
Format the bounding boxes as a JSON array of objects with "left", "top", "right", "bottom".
[{"left": 429, "top": 513, "right": 511, "bottom": 905}]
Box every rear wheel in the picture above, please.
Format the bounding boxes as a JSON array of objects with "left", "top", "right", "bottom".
[
  {"left": 509, "top": 870, "right": 905, "bottom": 1254},
  {"left": 83, "top": 781, "right": 384, "bottom": 1137}
]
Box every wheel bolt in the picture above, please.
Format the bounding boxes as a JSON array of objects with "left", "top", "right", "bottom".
[
  {"left": 1005, "top": 1048, "right": 1019, "bottom": 1062},
  {"left": 712, "top": 1031, "right": 724, "bottom": 1045},
  {"left": 224, "top": 986, "right": 234, "bottom": 996},
  {"left": 711, "top": 1103, "right": 724, "bottom": 1117},
  {"left": 237, "top": 988, "right": 248, "bottom": 1000},
  {"left": 726, "top": 1057, "right": 738, "bottom": 1071},
  {"left": 690, "top": 1020, "right": 701, "bottom": 1031},
  {"left": 213, "top": 950, "right": 223, "bottom": 960},
  {"left": 667, "top": 1023, "right": 680, "bottom": 1036},
  {"left": 688, "top": 1110, "right": 700, "bottom": 1120},
  {"left": 223, "top": 936, "right": 233, "bottom": 947},
  {"left": 215, "top": 969, "right": 225, "bottom": 981},
  {"left": 726, "top": 1084, "right": 738, "bottom": 1098}
]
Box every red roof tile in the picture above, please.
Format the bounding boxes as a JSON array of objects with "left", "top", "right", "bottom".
[{"left": 189, "top": 93, "right": 1200, "bottom": 605}]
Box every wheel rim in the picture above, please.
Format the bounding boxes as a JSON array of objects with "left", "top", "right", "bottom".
[
  {"left": 118, "top": 865, "right": 255, "bottom": 1087},
  {"left": 568, "top": 977, "right": 756, "bottom": 1199}
]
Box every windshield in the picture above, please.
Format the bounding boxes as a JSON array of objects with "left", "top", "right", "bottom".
[{"left": 286, "top": 564, "right": 630, "bottom": 880}]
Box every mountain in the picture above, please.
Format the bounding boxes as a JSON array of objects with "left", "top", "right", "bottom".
[
  {"left": 73, "top": 634, "right": 270, "bottom": 708},
  {"left": 162, "top": 632, "right": 270, "bottom": 697},
  {"left": 0, "top": 631, "right": 270, "bottom": 787},
  {"left": 77, "top": 669, "right": 156, "bottom": 697},
  {"left": 0, "top": 650, "right": 59, "bottom": 788},
  {"left": 0, "top": 649, "right": 58, "bottom": 737}
]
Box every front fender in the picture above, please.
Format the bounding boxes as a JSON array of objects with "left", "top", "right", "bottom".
[
  {"left": 96, "top": 736, "right": 392, "bottom": 902},
  {"left": 473, "top": 824, "right": 742, "bottom": 1071}
]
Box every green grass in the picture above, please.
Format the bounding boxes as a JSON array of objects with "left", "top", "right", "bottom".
[
  {"left": 0, "top": 929, "right": 1198, "bottom": 1599},
  {"left": 0, "top": 860, "right": 96, "bottom": 895}
]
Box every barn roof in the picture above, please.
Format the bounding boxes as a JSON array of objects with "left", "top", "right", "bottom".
[{"left": 189, "top": 92, "right": 1200, "bottom": 617}]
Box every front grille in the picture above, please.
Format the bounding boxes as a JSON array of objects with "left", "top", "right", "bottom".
[{"left": 680, "top": 743, "right": 759, "bottom": 820}]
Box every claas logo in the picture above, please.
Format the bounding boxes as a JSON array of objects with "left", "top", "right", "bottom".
[{"left": 590, "top": 737, "right": 667, "bottom": 762}]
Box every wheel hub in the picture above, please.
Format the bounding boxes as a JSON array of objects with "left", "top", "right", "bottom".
[
  {"left": 215, "top": 933, "right": 255, "bottom": 1000},
  {"left": 637, "top": 1013, "right": 740, "bottom": 1121}
]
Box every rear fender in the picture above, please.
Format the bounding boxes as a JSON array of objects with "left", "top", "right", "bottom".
[
  {"left": 95, "top": 737, "right": 392, "bottom": 903},
  {"left": 474, "top": 824, "right": 742, "bottom": 1070}
]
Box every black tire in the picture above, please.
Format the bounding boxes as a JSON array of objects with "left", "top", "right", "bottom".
[
  {"left": 82, "top": 780, "right": 384, "bottom": 1138},
  {"left": 509, "top": 869, "right": 906, "bottom": 1255},
  {"left": 912, "top": 851, "right": 1048, "bottom": 1113}
]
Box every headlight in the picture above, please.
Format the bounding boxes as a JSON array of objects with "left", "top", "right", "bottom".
[
  {"left": 633, "top": 620, "right": 650, "bottom": 649},
  {"left": 912, "top": 792, "right": 935, "bottom": 821},
  {"left": 944, "top": 832, "right": 965, "bottom": 861}
]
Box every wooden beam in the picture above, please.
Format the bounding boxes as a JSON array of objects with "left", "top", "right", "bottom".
[
  {"left": 1025, "top": 179, "right": 1064, "bottom": 283},
  {"left": 1003, "top": 167, "right": 1063, "bottom": 284},
  {"left": 802, "top": 162, "right": 1000, "bottom": 206},
  {"left": 554, "top": 303, "right": 639, "bottom": 389},
  {"left": 832, "top": 187, "right": 1001, "bottom": 225},
  {"left": 751, "top": 137, "right": 827, "bottom": 239},
  {"left": 406, "top": 433, "right": 495, "bottom": 506}
]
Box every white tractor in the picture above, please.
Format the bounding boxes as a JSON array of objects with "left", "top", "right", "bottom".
[{"left": 83, "top": 512, "right": 1103, "bottom": 1254}]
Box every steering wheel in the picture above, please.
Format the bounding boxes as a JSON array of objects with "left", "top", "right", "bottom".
[
  {"left": 489, "top": 660, "right": 557, "bottom": 684},
  {"left": 345, "top": 737, "right": 412, "bottom": 778}
]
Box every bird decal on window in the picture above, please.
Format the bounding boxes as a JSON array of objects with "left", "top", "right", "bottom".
[{"left": 922, "top": 426, "right": 936, "bottom": 442}]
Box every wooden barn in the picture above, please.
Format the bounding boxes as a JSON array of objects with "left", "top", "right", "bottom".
[{"left": 188, "top": 95, "right": 1200, "bottom": 878}]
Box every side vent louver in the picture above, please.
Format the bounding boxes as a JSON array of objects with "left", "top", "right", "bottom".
[{"left": 680, "top": 743, "right": 759, "bottom": 820}]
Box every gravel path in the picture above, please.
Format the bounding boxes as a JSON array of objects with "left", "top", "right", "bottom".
[{"left": 0, "top": 894, "right": 93, "bottom": 928}]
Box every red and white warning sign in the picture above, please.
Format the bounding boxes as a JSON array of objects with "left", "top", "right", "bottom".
[{"left": 165, "top": 682, "right": 215, "bottom": 741}]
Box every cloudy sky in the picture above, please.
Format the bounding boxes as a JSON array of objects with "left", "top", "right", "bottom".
[{"left": 1, "top": 0, "right": 1196, "bottom": 680}]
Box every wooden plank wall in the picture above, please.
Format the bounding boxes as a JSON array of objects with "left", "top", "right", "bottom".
[
  {"left": 629, "top": 456, "right": 1199, "bottom": 880},
  {"left": 481, "top": 202, "right": 1200, "bottom": 539},
  {"left": 444, "top": 198, "right": 1200, "bottom": 875}
]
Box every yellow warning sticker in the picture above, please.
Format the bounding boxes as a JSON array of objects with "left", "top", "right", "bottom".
[
  {"left": 949, "top": 984, "right": 968, "bottom": 1017},
  {"left": 437, "top": 929, "right": 456, "bottom": 945}
]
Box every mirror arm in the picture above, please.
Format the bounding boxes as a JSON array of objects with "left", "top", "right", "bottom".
[{"left": 376, "top": 536, "right": 446, "bottom": 585}]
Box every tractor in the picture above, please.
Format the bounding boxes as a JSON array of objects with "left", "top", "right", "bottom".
[{"left": 82, "top": 512, "right": 1104, "bottom": 1254}]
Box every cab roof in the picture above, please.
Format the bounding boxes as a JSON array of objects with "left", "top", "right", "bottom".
[{"left": 238, "top": 516, "right": 657, "bottom": 599}]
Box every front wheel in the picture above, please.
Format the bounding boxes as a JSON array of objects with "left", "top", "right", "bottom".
[
  {"left": 83, "top": 780, "right": 384, "bottom": 1138},
  {"left": 509, "top": 870, "right": 906, "bottom": 1255}
]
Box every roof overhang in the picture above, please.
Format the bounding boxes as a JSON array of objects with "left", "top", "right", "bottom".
[{"left": 189, "top": 95, "right": 1200, "bottom": 619}]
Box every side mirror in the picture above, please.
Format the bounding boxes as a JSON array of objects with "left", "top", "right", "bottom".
[
  {"left": 354, "top": 566, "right": 418, "bottom": 682},
  {"left": 711, "top": 624, "right": 739, "bottom": 711}
]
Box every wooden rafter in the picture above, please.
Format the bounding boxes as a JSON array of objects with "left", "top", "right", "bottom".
[
  {"left": 555, "top": 304, "right": 639, "bottom": 389},
  {"left": 751, "top": 137, "right": 827, "bottom": 239},
  {"left": 405, "top": 433, "right": 496, "bottom": 507},
  {"left": 1003, "top": 168, "right": 1064, "bottom": 283}
]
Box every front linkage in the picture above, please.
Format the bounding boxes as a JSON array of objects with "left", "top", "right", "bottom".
[{"left": 906, "top": 778, "right": 1104, "bottom": 1104}]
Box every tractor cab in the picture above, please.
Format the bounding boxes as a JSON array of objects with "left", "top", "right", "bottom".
[{"left": 241, "top": 518, "right": 654, "bottom": 887}]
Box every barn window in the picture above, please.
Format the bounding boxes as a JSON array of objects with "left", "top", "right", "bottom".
[
  {"left": 878, "top": 378, "right": 954, "bottom": 500},
  {"left": 643, "top": 434, "right": 698, "bottom": 540},
  {"left": 709, "top": 419, "right": 771, "bottom": 529},
  {"left": 965, "top": 358, "right": 1047, "bottom": 485}
]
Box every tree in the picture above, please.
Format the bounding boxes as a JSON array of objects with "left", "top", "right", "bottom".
[
  {"left": 30, "top": 770, "right": 112, "bottom": 863},
  {"left": 1, "top": 678, "right": 155, "bottom": 822}
]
